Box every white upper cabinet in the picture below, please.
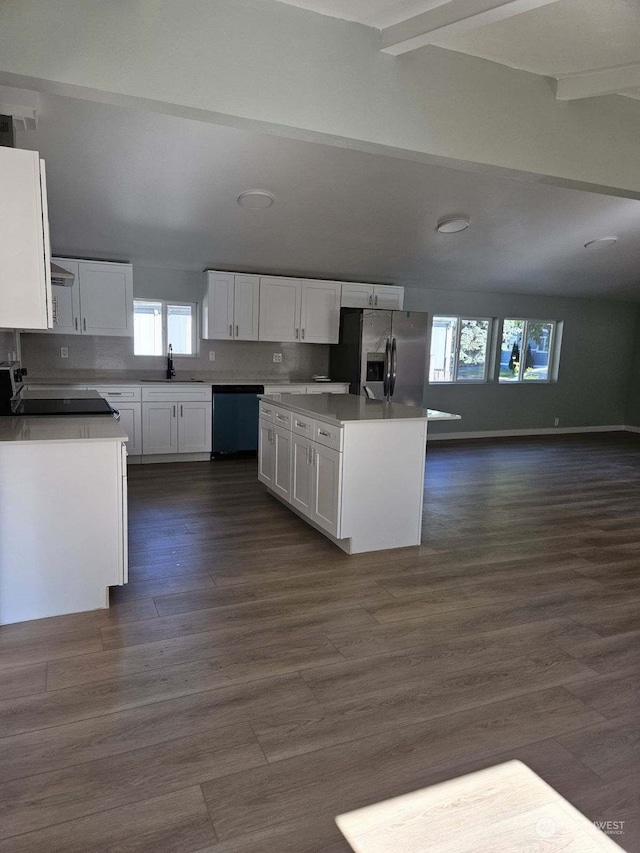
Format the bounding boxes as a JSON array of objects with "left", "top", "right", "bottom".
[
  {"left": 47, "top": 258, "right": 133, "bottom": 337},
  {"left": 49, "top": 259, "right": 80, "bottom": 335},
  {"left": 234, "top": 274, "right": 260, "bottom": 340},
  {"left": 202, "top": 271, "right": 259, "bottom": 340},
  {"left": 300, "top": 280, "right": 341, "bottom": 344},
  {"left": 341, "top": 283, "right": 404, "bottom": 310},
  {"left": 259, "top": 277, "right": 340, "bottom": 344},
  {"left": 259, "top": 277, "right": 301, "bottom": 342},
  {"left": 0, "top": 148, "right": 52, "bottom": 330},
  {"left": 79, "top": 262, "right": 134, "bottom": 336}
]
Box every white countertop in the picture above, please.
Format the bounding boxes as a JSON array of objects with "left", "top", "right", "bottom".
[
  {"left": 0, "top": 416, "right": 128, "bottom": 445},
  {"left": 259, "top": 393, "right": 460, "bottom": 425},
  {"left": 26, "top": 377, "right": 347, "bottom": 388}
]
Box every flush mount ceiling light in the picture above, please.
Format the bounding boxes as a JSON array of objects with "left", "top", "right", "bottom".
[
  {"left": 237, "top": 190, "right": 275, "bottom": 210},
  {"left": 436, "top": 216, "right": 470, "bottom": 234},
  {"left": 584, "top": 237, "right": 617, "bottom": 249}
]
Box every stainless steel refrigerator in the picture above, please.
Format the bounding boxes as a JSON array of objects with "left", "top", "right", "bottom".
[{"left": 329, "top": 308, "right": 429, "bottom": 406}]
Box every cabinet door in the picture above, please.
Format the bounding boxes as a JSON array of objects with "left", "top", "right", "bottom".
[
  {"left": 234, "top": 275, "right": 260, "bottom": 340},
  {"left": 373, "top": 285, "right": 404, "bottom": 310},
  {"left": 291, "top": 434, "right": 314, "bottom": 518},
  {"left": 258, "top": 418, "right": 275, "bottom": 487},
  {"left": 202, "top": 272, "right": 234, "bottom": 340},
  {"left": 178, "top": 401, "right": 212, "bottom": 453},
  {"left": 0, "top": 148, "right": 51, "bottom": 329},
  {"left": 341, "top": 283, "right": 373, "bottom": 309},
  {"left": 142, "top": 402, "right": 178, "bottom": 454},
  {"left": 272, "top": 424, "right": 292, "bottom": 501},
  {"left": 300, "top": 280, "right": 341, "bottom": 344},
  {"left": 259, "top": 278, "right": 301, "bottom": 342},
  {"left": 47, "top": 259, "right": 80, "bottom": 335},
  {"left": 312, "top": 443, "right": 342, "bottom": 537},
  {"left": 116, "top": 403, "right": 142, "bottom": 456},
  {"left": 79, "top": 262, "right": 133, "bottom": 336}
]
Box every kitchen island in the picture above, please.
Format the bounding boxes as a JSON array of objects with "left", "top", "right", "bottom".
[
  {"left": 257, "top": 393, "right": 459, "bottom": 554},
  {"left": 0, "top": 414, "right": 128, "bottom": 624}
]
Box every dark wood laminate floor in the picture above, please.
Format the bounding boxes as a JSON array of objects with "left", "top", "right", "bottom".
[{"left": 1, "top": 434, "right": 639, "bottom": 852}]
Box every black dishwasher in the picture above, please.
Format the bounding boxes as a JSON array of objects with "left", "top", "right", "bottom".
[{"left": 212, "top": 385, "right": 264, "bottom": 457}]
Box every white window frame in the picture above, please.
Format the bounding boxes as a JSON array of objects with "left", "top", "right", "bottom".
[
  {"left": 133, "top": 298, "right": 199, "bottom": 358},
  {"left": 498, "top": 318, "right": 558, "bottom": 384},
  {"left": 428, "top": 316, "right": 493, "bottom": 384}
]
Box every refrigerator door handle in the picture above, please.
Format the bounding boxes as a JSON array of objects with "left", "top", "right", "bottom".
[
  {"left": 390, "top": 337, "right": 397, "bottom": 397},
  {"left": 383, "top": 338, "right": 391, "bottom": 399}
]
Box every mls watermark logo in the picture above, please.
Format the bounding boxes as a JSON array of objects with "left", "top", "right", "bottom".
[
  {"left": 535, "top": 817, "right": 557, "bottom": 839},
  {"left": 594, "top": 820, "right": 626, "bottom": 836}
]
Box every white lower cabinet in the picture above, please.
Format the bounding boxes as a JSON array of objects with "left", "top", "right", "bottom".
[
  {"left": 264, "top": 424, "right": 342, "bottom": 537},
  {"left": 312, "top": 443, "right": 342, "bottom": 537},
  {"left": 291, "top": 434, "right": 315, "bottom": 517},
  {"left": 178, "top": 402, "right": 212, "bottom": 453},
  {"left": 115, "top": 404, "right": 142, "bottom": 455},
  {"left": 143, "top": 401, "right": 178, "bottom": 454}
]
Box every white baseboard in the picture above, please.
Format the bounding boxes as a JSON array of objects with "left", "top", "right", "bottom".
[{"left": 427, "top": 425, "right": 632, "bottom": 442}]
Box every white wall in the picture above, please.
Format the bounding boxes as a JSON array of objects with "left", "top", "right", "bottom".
[{"left": 1, "top": 0, "right": 639, "bottom": 197}]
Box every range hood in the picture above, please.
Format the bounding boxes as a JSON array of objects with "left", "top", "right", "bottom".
[{"left": 51, "top": 262, "right": 75, "bottom": 287}]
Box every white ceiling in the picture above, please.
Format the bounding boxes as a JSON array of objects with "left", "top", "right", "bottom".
[
  {"left": 272, "top": 0, "right": 640, "bottom": 100},
  {"left": 14, "top": 89, "right": 640, "bottom": 300}
]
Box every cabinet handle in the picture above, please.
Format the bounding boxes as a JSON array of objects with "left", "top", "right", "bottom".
[
  {"left": 52, "top": 295, "right": 58, "bottom": 324},
  {"left": 173, "top": 405, "right": 176, "bottom": 418},
  {"left": 83, "top": 318, "right": 87, "bottom": 331},
  {"left": 374, "top": 294, "right": 378, "bottom": 307},
  {"left": 229, "top": 324, "right": 233, "bottom": 337},
  {"left": 295, "top": 328, "right": 299, "bottom": 340},
  {"left": 318, "top": 430, "right": 330, "bottom": 437},
  {"left": 313, "top": 447, "right": 317, "bottom": 464},
  {"left": 301, "top": 328, "right": 305, "bottom": 340},
  {"left": 305, "top": 446, "right": 310, "bottom": 464},
  {"left": 180, "top": 404, "right": 183, "bottom": 417},
  {"left": 75, "top": 317, "right": 78, "bottom": 331},
  {"left": 276, "top": 414, "right": 286, "bottom": 421},
  {"left": 368, "top": 294, "right": 373, "bottom": 306},
  {"left": 296, "top": 420, "right": 307, "bottom": 428},
  {"left": 236, "top": 325, "right": 239, "bottom": 337}
]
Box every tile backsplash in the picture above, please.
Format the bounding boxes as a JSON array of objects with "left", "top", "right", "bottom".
[{"left": 20, "top": 333, "right": 331, "bottom": 383}]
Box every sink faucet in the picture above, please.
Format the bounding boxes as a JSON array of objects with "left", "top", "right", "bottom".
[{"left": 166, "top": 344, "right": 175, "bottom": 380}]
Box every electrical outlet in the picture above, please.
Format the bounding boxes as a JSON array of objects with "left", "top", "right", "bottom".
[
  {"left": 554, "top": 417, "right": 560, "bottom": 426},
  {"left": 209, "top": 350, "right": 216, "bottom": 361},
  {"left": 60, "top": 347, "right": 69, "bottom": 359},
  {"left": 273, "top": 352, "right": 283, "bottom": 363}
]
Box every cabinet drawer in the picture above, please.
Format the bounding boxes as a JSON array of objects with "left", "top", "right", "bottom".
[
  {"left": 88, "top": 385, "right": 142, "bottom": 402},
  {"left": 26, "top": 384, "right": 87, "bottom": 392},
  {"left": 142, "top": 385, "right": 212, "bottom": 403},
  {"left": 292, "top": 413, "right": 315, "bottom": 439},
  {"left": 272, "top": 406, "right": 292, "bottom": 430},
  {"left": 313, "top": 419, "right": 343, "bottom": 451},
  {"left": 258, "top": 401, "right": 275, "bottom": 422}
]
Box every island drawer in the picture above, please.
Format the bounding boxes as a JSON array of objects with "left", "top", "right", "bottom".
[
  {"left": 142, "top": 385, "right": 212, "bottom": 403},
  {"left": 292, "top": 413, "right": 314, "bottom": 439},
  {"left": 259, "top": 401, "right": 275, "bottom": 422},
  {"left": 272, "top": 406, "right": 293, "bottom": 430},
  {"left": 313, "top": 419, "right": 343, "bottom": 451}
]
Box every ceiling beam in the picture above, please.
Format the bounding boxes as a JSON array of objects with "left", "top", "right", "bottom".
[
  {"left": 555, "top": 62, "right": 640, "bottom": 100},
  {"left": 380, "top": 0, "right": 560, "bottom": 56}
]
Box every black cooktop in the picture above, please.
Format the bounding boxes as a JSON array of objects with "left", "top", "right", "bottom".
[{"left": 12, "top": 398, "right": 116, "bottom": 416}]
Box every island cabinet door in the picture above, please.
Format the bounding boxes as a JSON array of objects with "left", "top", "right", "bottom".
[
  {"left": 312, "top": 444, "right": 342, "bottom": 538},
  {"left": 291, "top": 435, "right": 314, "bottom": 518},
  {"left": 272, "top": 424, "right": 293, "bottom": 500},
  {"left": 258, "top": 418, "right": 276, "bottom": 487},
  {"left": 143, "top": 402, "right": 178, "bottom": 454}
]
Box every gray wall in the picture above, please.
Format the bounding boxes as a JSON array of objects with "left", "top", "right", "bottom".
[
  {"left": 20, "top": 264, "right": 330, "bottom": 382},
  {"left": 0, "top": 330, "right": 18, "bottom": 362},
  {"left": 403, "top": 287, "right": 639, "bottom": 435}
]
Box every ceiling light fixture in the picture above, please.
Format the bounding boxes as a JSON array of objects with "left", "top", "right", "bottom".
[
  {"left": 436, "top": 216, "right": 470, "bottom": 234},
  {"left": 237, "top": 190, "right": 275, "bottom": 210},
  {"left": 584, "top": 237, "right": 617, "bottom": 250}
]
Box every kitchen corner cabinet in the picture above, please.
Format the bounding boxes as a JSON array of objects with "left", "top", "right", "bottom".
[
  {"left": 0, "top": 148, "right": 52, "bottom": 330},
  {"left": 259, "top": 278, "right": 341, "bottom": 344},
  {"left": 202, "top": 271, "right": 259, "bottom": 341},
  {"left": 341, "top": 283, "right": 404, "bottom": 310},
  {"left": 45, "top": 258, "right": 133, "bottom": 337}
]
